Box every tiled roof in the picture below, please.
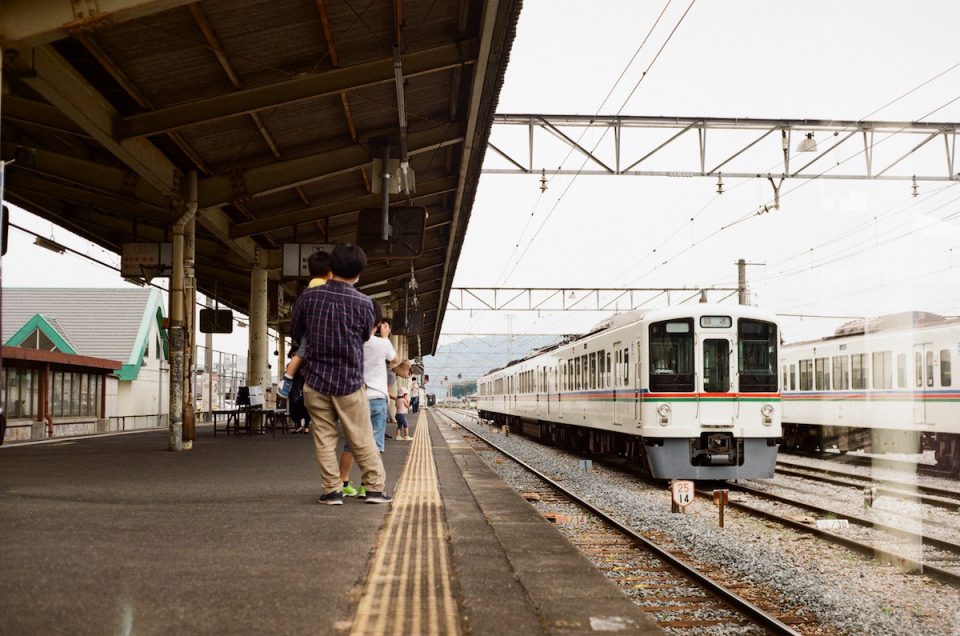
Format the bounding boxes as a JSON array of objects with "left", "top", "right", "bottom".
[{"left": 2, "top": 288, "right": 164, "bottom": 364}]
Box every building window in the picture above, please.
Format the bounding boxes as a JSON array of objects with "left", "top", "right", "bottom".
[
  {"left": 50, "top": 371, "right": 102, "bottom": 417},
  {"left": 3, "top": 368, "right": 39, "bottom": 419}
]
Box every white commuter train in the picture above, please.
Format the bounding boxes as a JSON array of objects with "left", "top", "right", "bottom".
[
  {"left": 781, "top": 312, "right": 960, "bottom": 476},
  {"left": 477, "top": 303, "right": 781, "bottom": 480}
]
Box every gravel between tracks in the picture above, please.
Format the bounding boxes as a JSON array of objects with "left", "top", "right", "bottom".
[{"left": 442, "top": 411, "right": 960, "bottom": 636}]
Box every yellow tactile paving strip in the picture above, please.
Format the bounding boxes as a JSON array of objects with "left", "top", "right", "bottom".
[{"left": 350, "top": 413, "right": 460, "bottom": 636}]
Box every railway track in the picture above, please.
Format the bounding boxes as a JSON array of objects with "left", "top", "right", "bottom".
[
  {"left": 782, "top": 448, "right": 955, "bottom": 479},
  {"left": 717, "top": 481, "right": 960, "bottom": 587},
  {"left": 447, "top": 408, "right": 960, "bottom": 589},
  {"left": 434, "top": 408, "right": 811, "bottom": 635},
  {"left": 774, "top": 460, "right": 960, "bottom": 510}
]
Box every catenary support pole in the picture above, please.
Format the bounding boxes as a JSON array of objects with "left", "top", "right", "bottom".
[{"left": 248, "top": 267, "right": 269, "bottom": 394}]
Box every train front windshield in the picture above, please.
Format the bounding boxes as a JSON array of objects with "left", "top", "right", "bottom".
[
  {"left": 738, "top": 319, "right": 778, "bottom": 392},
  {"left": 649, "top": 319, "right": 695, "bottom": 392}
]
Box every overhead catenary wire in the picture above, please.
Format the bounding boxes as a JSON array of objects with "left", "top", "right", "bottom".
[
  {"left": 624, "top": 87, "right": 960, "bottom": 287},
  {"left": 499, "top": 0, "right": 698, "bottom": 285},
  {"left": 494, "top": 0, "right": 676, "bottom": 285}
]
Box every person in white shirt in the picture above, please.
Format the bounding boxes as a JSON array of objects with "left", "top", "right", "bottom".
[{"left": 339, "top": 316, "right": 399, "bottom": 497}]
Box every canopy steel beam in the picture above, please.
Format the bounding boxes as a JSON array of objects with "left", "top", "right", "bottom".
[
  {"left": 198, "top": 123, "right": 465, "bottom": 209},
  {"left": 5, "top": 45, "right": 265, "bottom": 265},
  {"left": 447, "top": 287, "right": 739, "bottom": 311},
  {"left": 0, "top": 0, "right": 197, "bottom": 46},
  {"left": 117, "top": 40, "right": 479, "bottom": 139},
  {"left": 231, "top": 176, "right": 458, "bottom": 238},
  {"left": 486, "top": 114, "right": 960, "bottom": 181}
]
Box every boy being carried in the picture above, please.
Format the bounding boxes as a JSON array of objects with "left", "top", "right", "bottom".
[{"left": 278, "top": 250, "right": 331, "bottom": 398}]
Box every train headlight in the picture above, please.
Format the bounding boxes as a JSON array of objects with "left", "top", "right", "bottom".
[
  {"left": 761, "top": 403, "right": 774, "bottom": 426},
  {"left": 657, "top": 403, "right": 671, "bottom": 426}
]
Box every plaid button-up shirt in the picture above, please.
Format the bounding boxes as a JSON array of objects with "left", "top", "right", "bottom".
[{"left": 290, "top": 280, "right": 375, "bottom": 396}]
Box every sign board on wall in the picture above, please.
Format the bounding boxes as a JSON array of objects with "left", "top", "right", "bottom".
[{"left": 282, "top": 243, "right": 336, "bottom": 278}]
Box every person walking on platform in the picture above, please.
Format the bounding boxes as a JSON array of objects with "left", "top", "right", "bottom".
[
  {"left": 410, "top": 377, "right": 421, "bottom": 414},
  {"left": 289, "top": 244, "right": 391, "bottom": 506},
  {"left": 395, "top": 386, "right": 412, "bottom": 441},
  {"left": 286, "top": 347, "right": 310, "bottom": 434}
]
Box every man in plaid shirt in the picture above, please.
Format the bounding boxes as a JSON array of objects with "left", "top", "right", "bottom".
[{"left": 290, "top": 244, "right": 391, "bottom": 505}]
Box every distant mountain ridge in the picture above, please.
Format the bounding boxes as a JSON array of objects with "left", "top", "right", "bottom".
[{"left": 423, "top": 334, "right": 559, "bottom": 397}]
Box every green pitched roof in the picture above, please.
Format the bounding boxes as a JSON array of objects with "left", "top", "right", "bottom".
[{"left": 5, "top": 313, "right": 79, "bottom": 354}]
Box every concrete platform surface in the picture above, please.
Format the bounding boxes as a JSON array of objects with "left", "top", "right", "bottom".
[{"left": 0, "top": 412, "right": 661, "bottom": 635}]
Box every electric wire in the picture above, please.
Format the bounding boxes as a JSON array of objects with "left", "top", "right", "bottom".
[
  {"left": 499, "top": 0, "right": 698, "bottom": 284},
  {"left": 493, "top": 0, "right": 675, "bottom": 285}
]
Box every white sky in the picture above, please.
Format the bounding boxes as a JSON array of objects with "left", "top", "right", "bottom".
[
  {"left": 445, "top": 0, "right": 960, "bottom": 348},
  {"left": 5, "top": 0, "right": 960, "bottom": 366}
]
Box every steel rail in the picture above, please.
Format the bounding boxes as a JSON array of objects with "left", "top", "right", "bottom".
[
  {"left": 773, "top": 465, "right": 960, "bottom": 511},
  {"left": 434, "top": 408, "right": 804, "bottom": 636},
  {"left": 775, "top": 459, "right": 960, "bottom": 502},
  {"left": 723, "top": 484, "right": 960, "bottom": 588}
]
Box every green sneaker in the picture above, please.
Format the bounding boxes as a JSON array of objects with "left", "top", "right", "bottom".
[
  {"left": 342, "top": 483, "right": 358, "bottom": 497},
  {"left": 358, "top": 485, "right": 366, "bottom": 499}
]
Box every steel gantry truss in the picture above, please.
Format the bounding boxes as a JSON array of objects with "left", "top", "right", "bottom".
[
  {"left": 447, "top": 287, "right": 740, "bottom": 312},
  {"left": 486, "top": 114, "right": 960, "bottom": 182}
]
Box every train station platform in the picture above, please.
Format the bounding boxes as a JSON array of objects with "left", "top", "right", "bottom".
[{"left": 0, "top": 410, "right": 660, "bottom": 635}]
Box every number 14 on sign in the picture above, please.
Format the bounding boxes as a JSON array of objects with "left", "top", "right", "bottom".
[{"left": 671, "top": 480, "right": 694, "bottom": 511}]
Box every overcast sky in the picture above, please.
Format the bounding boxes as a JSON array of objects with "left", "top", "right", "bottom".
[{"left": 5, "top": 0, "right": 960, "bottom": 368}]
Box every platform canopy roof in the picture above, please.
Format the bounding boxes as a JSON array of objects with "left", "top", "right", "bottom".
[{"left": 0, "top": 0, "right": 520, "bottom": 356}]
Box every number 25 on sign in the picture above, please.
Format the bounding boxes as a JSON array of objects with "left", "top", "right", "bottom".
[{"left": 671, "top": 480, "right": 694, "bottom": 512}]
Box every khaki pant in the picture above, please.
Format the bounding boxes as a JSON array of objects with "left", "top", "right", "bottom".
[{"left": 303, "top": 384, "right": 386, "bottom": 494}]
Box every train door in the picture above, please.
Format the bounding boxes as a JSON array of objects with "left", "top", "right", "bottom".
[
  {"left": 557, "top": 361, "right": 563, "bottom": 417},
  {"left": 701, "top": 337, "right": 732, "bottom": 426},
  {"left": 634, "top": 339, "right": 643, "bottom": 424},
  {"left": 613, "top": 342, "right": 624, "bottom": 424},
  {"left": 913, "top": 343, "right": 931, "bottom": 425}
]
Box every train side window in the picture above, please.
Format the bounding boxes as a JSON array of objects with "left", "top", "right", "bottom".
[
  {"left": 851, "top": 354, "right": 867, "bottom": 390},
  {"left": 782, "top": 366, "right": 787, "bottom": 390},
  {"left": 606, "top": 352, "right": 612, "bottom": 387},
  {"left": 649, "top": 319, "right": 693, "bottom": 392},
  {"left": 815, "top": 357, "right": 830, "bottom": 391},
  {"left": 897, "top": 353, "right": 907, "bottom": 388},
  {"left": 799, "top": 359, "right": 813, "bottom": 391},
  {"left": 789, "top": 364, "right": 796, "bottom": 390},
  {"left": 872, "top": 351, "right": 892, "bottom": 390},
  {"left": 941, "top": 350, "right": 952, "bottom": 387},
  {"left": 926, "top": 351, "right": 935, "bottom": 387},
  {"left": 832, "top": 356, "right": 849, "bottom": 390},
  {"left": 623, "top": 348, "right": 630, "bottom": 384}
]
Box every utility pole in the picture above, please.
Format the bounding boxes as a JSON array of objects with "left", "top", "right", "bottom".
[{"left": 736, "top": 259, "right": 765, "bottom": 305}]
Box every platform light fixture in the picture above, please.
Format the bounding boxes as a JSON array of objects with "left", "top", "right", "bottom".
[
  {"left": 797, "top": 132, "right": 817, "bottom": 152},
  {"left": 34, "top": 235, "right": 66, "bottom": 254}
]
